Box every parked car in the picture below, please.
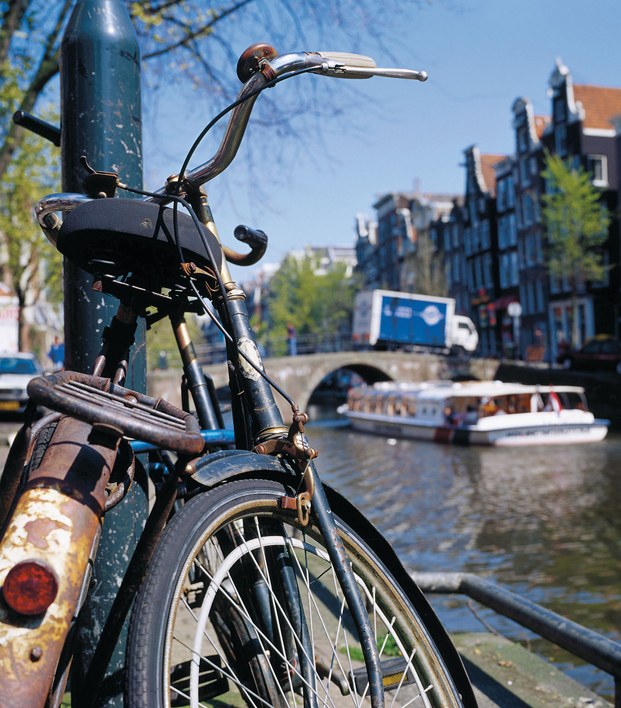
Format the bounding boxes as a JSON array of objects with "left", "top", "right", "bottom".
[
  {"left": 557, "top": 335, "right": 621, "bottom": 373},
  {"left": 0, "top": 352, "right": 43, "bottom": 413}
]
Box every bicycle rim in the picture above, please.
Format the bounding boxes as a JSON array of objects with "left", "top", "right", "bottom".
[{"left": 126, "top": 479, "right": 464, "bottom": 708}]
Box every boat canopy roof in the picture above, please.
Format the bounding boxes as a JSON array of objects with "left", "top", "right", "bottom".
[{"left": 366, "top": 380, "right": 586, "bottom": 401}]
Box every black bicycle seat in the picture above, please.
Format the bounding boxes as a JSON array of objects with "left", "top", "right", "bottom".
[{"left": 57, "top": 198, "right": 222, "bottom": 285}]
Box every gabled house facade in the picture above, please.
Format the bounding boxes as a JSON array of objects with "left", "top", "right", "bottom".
[
  {"left": 510, "top": 99, "right": 549, "bottom": 359},
  {"left": 354, "top": 191, "right": 458, "bottom": 292},
  {"left": 437, "top": 147, "right": 505, "bottom": 356},
  {"left": 541, "top": 60, "right": 621, "bottom": 359}
]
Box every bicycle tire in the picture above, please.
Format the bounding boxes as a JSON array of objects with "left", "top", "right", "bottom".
[{"left": 126, "top": 478, "right": 465, "bottom": 708}]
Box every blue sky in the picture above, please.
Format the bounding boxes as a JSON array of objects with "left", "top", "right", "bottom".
[{"left": 141, "top": 0, "right": 621, "bottom": 275}]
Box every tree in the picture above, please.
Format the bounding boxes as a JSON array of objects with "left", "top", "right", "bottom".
[
  {"left": 541, "top": 151, "right": 611, "bottom": 347},
  {"left": 264, "top": 252, "right": 357, "bottom": 354},
  {"left": 0, "top": 0, "right": 432, "bottom": 184},
  {"left": 0, "top": 125, "right": 61, "bottom": 350},
  {"left": 402, "top": 228, "right": 448, "bottom": 297}
]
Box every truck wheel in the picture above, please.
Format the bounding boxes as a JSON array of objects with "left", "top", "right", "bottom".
[{"left": 450, "top": 345, "right": 465, "bottom": 357}]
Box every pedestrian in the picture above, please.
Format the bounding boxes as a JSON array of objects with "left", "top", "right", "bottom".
[
  {"left": 286, "top": 323, "right": 297, "bottom": 356},
  {"left": 47, "top": 336, "right": 64, "bottom": 372}
]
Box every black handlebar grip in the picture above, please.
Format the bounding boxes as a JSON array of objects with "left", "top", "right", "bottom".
[
  {"left": 13, "top": 110, "right": 61, "bottom": 147},
  {"left": 234, "top": 224, "right": 268, "bottom": 250}
]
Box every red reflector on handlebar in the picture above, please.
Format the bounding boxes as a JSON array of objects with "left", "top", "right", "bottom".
[{"left": 3, "top": 559, "right": 59, "bottom": 615}]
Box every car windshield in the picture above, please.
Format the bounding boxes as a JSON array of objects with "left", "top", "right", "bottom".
[
  {"left": 0, "top": 357, "right": 39, "bottom": 375},
  {"left": 601, "top": 340, "right": 621, "bottom": 353}
]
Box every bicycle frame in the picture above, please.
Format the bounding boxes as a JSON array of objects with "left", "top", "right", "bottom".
[{"left": 0, "top": 43, "right": 474, "bottom": 708}]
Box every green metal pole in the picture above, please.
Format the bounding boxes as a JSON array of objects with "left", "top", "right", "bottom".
[{"left": 60, "top": 1, "right": 148, "bottom": 705}]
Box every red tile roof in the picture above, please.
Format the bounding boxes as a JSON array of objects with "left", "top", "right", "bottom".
[
  {"left": 533, "top": 115, "right": 550, "bottom": 138},
  {"left": 479, "top": 154, "right": 505, "bottom": 195},
  {"left": 573, "top": 85, "right": 621, "bottom": 130}
]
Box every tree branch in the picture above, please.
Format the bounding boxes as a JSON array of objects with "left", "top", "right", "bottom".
[
  {"left": 0, "top": 0, "right": 71, "bottom": 180},
  {"left": 142, "top": 0, "right": 254, "bottom": 59},
  {"left": 0, "top": 0, "right": 32, "bottom": 68}
]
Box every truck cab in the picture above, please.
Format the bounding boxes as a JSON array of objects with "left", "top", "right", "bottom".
[{"left": 450, "top": 316, "right": 478, "bottom": 353}]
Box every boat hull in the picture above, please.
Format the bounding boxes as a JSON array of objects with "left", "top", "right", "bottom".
[{"left": 342, "top": 411, "right": 609, "bottom": 446}]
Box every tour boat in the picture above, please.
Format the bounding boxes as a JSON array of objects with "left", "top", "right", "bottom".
[{"left": 337, "top": 380, "right": 609, "bottom": 446}]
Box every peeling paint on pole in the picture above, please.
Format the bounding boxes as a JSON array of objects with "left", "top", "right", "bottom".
[{"left": 60, "top": 1, "right": 148, "bottom": 705}]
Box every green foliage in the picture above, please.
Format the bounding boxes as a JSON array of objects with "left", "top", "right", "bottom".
[
  {"left": 541, "top": 151, "right": 611, "bottom": 346},
  {"left": 146, "top": 313, "right": 203, "bottom": 370},
  {"left": 0, "top": 120, "right": 61, "bottom": 349},
  {"left": 542, "top": 152, "right": 610, "bottom": 285},
  {"left": 265, "top": 253, "right": 358, "bottom": 349}
]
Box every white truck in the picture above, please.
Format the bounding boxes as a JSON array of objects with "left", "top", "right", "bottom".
[{"left": 352, "top": 289, "right": 478, "bottom": 354}]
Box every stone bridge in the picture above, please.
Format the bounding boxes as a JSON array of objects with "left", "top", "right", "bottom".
[{"left": 148, "top": 351, "right": 499, "bottom": 424}]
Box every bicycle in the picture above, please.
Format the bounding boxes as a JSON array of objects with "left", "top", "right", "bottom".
[{"left": 0, "top": 44, "right": 477, "bottom": 708}]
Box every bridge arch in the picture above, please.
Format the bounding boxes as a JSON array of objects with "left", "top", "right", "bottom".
[{"left": 147, "top": 351, "right": 499, "bottom": 425}]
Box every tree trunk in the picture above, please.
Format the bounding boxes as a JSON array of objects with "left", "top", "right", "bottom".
[
  {"left": 571, "top": 289, "right": 580, "bottom": 349},
  {"left": 16, "top": 289, "right": 26, "bottom": 352}
]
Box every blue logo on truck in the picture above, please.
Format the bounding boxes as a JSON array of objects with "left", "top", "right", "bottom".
[{"left": 379, "top": 296, "right": 447, "bottom": 346}]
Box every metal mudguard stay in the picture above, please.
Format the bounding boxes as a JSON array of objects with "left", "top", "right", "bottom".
[{"left": 190, "top": 450, "right": 478, "bottom": 708}]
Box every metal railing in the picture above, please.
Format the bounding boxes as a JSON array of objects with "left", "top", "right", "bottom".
[{"left": 411, "top": 571, "right": 621, "bottom": 707}]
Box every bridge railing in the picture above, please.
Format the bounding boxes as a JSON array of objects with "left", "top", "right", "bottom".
[{"left": 151, "top": 332, "right": 360, "bottom": 370}]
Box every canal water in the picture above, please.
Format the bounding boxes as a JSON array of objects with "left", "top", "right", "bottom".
[{"left": 306, "top": 404, "right": 621, "bottom": 701}]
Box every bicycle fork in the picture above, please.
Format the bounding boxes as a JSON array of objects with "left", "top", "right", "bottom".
[{"left": 0, "top": 415, "right": 121, "bottom": 708}]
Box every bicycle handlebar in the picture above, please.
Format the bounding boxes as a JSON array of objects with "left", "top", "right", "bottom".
[{"left": 35, "top": 46, "right": 426, "bottom": 238}]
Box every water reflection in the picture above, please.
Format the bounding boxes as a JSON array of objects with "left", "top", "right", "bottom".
[{"left": 307, "top": 416, "right": 621, "bottom": 699}]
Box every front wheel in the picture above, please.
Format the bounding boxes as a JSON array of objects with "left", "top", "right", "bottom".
[{"left": 125, "top": 479, "right": 465, "bottom": 708}]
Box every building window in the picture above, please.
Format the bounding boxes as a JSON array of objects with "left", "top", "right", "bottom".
[
  {"left": 508, "top": 213, "right": 517, "bottom": 245},
  {"left": 507, "top": 175, "right": 515, "bottom": 207},
  {"left": 520, "top": 158, "right": 530, "bottom": 187},
  {"left": 499, "top": 253, "right": 509, "bottom": 289},
  {"left": 518, "top": 239, "right": 524, "bottom": 270},
  {"left": 497, "top": 179, "right": 507, "bottom": 212},
  {"left": 527, "top": 280, "right": 536, "bottom": 314},
  {"left": 481, "top": 220, "right": 491, "bottom": 250},
  {"left": 475, "top": 257, "right": 483, "bottom": 289},
  {"left": 529, "top": 156, "right": 538, "bottom": 176},
  {"left": 592, "top": 250, "right": 610, "bottom": 288},
  {"left": 484, "top": 252, "right": 493, "bottom": 288},
  {"left": 536, "top": 279, "right": 544, "bottom": 311},
  {"left": 525, "top": 233, "right": 535, "bottom": 266},
  {"left": 498, "top": 216, "right": 507, "bottom": 250},
  {"left": 523, "top": 193, "right": 534, "bottom": 226},
  {"left": 472, "top": 224, "right": 480, "bottom": 253},
  {"left": 467, "top": 260, "right": 475, "bottom": 292},
  {"left": 533, "top": 194, "right": 540, "bottom": 223},
  {"left": 453, "top": 253, "right": 461, "bottom": 283},
  {"left": 469, "top": 201, "right": 479, "bottom": 226},
  {"left": 517, "top": 127, "right": 528, "bottom": 154},
  {"left": 443, "top": 227, "right": 451, "bottom": 252},
  {"left": 550, "top": 275, "right": 558, "bottom": 294},
  {"left": 587, "top": 155, "right": 608, "bottom": 187},
  {"left": 510, "top": 251, "right": 519, "bottom": 285},
  {"left": 554, "top": 99, "right": 566, "bottom": 122},
  {"left": 464, "top": 228, "right": 472, "bottom": 256},
  {"left": 555, "top": 123, "right": 567, "bottom": 156},
  {"left": 536, "top": 231, "right": 543, "bottom": 263},
  {"left": 519, "top": 283, "right": 527, "bottom": 314},
  {"left": 515, "top": 197, "right": 523, "bottom": 229}
]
